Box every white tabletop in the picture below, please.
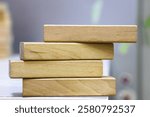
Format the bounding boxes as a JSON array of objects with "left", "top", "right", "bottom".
[{"left": 0, "top": 55, "right": 110, "bottom": 100}]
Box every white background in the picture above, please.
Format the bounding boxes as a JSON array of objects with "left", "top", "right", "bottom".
[{"left": 0, "top": 100, "right": 148, "bottom": 117}]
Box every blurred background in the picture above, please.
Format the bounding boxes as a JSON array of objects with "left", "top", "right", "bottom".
[{"left": 0, "top": 0, "right": 149, "bottom": 99}]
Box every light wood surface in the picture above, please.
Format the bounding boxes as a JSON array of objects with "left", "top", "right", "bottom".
[
  {"left": 0, "top": 44, "right": 11, "bottom": 58},
  {"left": 44, "top": 25, "right": 137, "bottom": 43},
  {"left": 10, "top": 60, "right": 103, "bottom": 78},
  {"left": 23, "top": 77, "right": 116, "bottom": 96},
  {"left": 0, "top": 3, "right": 11, "bottom": 25},
  {"left": 20, "top": 42, "right": 114, "bottom": 60},
  {"left": 0, "top": 3, "right": 12, "bottom": 59}
]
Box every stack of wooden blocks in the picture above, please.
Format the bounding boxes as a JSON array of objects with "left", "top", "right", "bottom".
[
  {"left": 10, "top": 25, "right": 137, "bottom": 97},
  {"left": 0, "top": 3, "right": 12, "bottom": 58}
]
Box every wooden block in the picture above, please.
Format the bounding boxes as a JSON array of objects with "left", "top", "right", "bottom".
[
  {"left": 0, "top": 46, "right": 10, "bottom": 52},
  {"left": 23, "top": 77, "right": 116, "bottom": 96},
  {"left": 10, "top": 60, "right": 103, "bottom": 78},
  {"left": 0, "top": 3, "right": 11, "bottom": 25},
  {"left": 20, "top": 42, "right": 114, "bottom": 60},
  {"left": 44, "top": 25, "right": 137, "bottom": 43},
  {"left": 0, "top": 3, "right": 12, "bottom": 59},
  {"left": 0, "top": 9, "right": 5, "bottom": 22},
  {"left": 0, "top": 43, "right": 11, "bottom": 57},
  {"left": 0, "top": 53, "right": 10, "bottom": 58}
]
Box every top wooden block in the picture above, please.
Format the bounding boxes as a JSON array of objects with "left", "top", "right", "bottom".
[{"left": 44, "top": 25, "right": 137, "bottom": 43}]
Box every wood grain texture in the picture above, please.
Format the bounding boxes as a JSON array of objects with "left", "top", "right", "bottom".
[
  {"left": 44, "top": 25, "right": 137, "bottom": 43},
  {"left": 10, "top": 60, "right": 103, "bottom": 78},
  {"left": 23, "top": 77, "right": 116, "bottom": 97},
  {"left": 20, "top": 42, "right": 114, "bottom": 60}
]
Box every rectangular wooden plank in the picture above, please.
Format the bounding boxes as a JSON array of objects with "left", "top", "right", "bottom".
[
  {"left": 10, "top": 60, "right": 103, "bottom": 78},
  {"left": 44, "top": 25, "right": 137, "bottom": 43},
  {"left": 23, "top": 77, "right": 116, "bottom": 96},
  {"left": 20, "top": 42, "right": 114, "bottom": 60}
]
